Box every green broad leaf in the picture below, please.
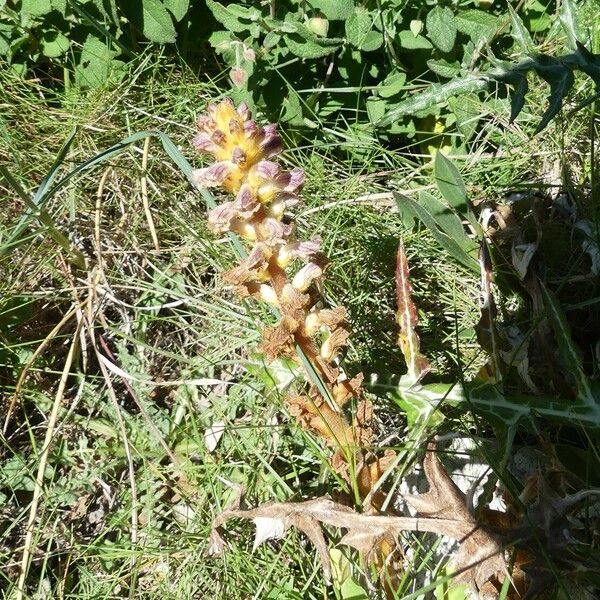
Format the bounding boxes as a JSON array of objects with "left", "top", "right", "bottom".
[
  {"left": 448, "top": 94, "right": 479, "bottom": 142},
  {"left": 540, "top": 284, "right": 597, "bottom": 407},
  {"left": 40, "top": 30, "right": 70, "bottom": 58},
  {"left": 427, "top": 58, "right": 460, "bottom": 79},
  {"left": 508, "top": 5, "right": 536, "bottom": 54},
  {"left": 398, "top": 30, "right": 432, "bottom": 50},
  {"left": 206, "top": 0, "right": 254, "bottom": 33},
  {"left": 164, "top": 0, "right": 189, "bottom": 22},
  {"left": 395, "top": 193, "right": 478, "bottom": 272},
  {"left": 340, "top": 577, "right": 369, "bottom": 600},
  {"left": 378, "top": 71, "right": 406, "bottom": 98},
  {"left": 366, "top": 97, "right": 386, "bottom": 123},
  {"left": 140, "top": 0, "right": 177, "bottom": 43},
  {"left": 360, "top": 31, "right": 383, "bottom": 52},
  {"left": 209, "top": 30, "right": 236, "bottom": 62},
  {"left": 284, "top": 26, "right": 343, "bottom": 59},
  {"left": 379, "top": 75, "right": 488, "bottom": 126},
  {"left": 75, "top": 35, "right": 122, "bottom": 89},
  {"left": 426, "top": 6, "right": 456, "bottom": 53},
  {"left": 309, "top": 0, "right": 353, "bottom": 21},
  {"left": 345, "top": 8, "right": 381, "bottom": 51},
  {"left": 0, "top": 33, "right": 11, "bottom": 57},
  {"left": 418, "top": 191, "right": 473, "bottom": 252},
  {"left": 534, "top": 61, "right": 575, "bottom": 133},
  {"left": 455, "top": 10, "right": 500, "bottom": 43},
  {"left": 50, "top": 0, "right": 67, "bottom": 14},
  {"left": 280, "top": 88, "right": 302, "bottom": 124},
  {"left": 21, "top": 0, "right": 53, "bottom": 17},
  {"left": 263, "top": 31, "right": 281, "bottom": 48},
  {"left": 434, "top": 152, "right": 468, "bottom": 213}
]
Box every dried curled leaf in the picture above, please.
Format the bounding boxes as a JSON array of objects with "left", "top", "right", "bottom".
[{"left": 395, "top": 241, "right": 431, "bottom": 384}]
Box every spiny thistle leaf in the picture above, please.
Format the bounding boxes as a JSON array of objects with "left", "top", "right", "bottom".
[
  {"left": 379, "top": 2, "right": 600, "bottom": 134},
  {"left": 534, "top": 60, "right": 575, "bottom": 134},
  {"left": 395, "top": 241, "right": 430, "bottom": 385},
  {"left": 540, "top": 284, "right": 599, "bottom": 409}
]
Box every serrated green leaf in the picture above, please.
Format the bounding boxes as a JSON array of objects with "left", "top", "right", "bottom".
[
  {"left": 263, "top": 31, "right": 281, "bottom": 48},
  {"left": 448, "top": 95, "right": 479, "bottom": 142},
  {"left": 466, "top": 382, "right": 600, "bottom": 429},
  {"left": 426, "top": 6, "right": 456, "bottom": 53},
  {"left": 508, "top": 5, "right": 536, "bottom": 54},
  {"left": 398, "top": 30, "right": 433, "bottom": 50},
  {"left": 427, "top": 58, "right": 460, "bottom": 79},
  {"left": 164, "top": 0, "right": 189, "bottom": 22},
  {"left": 21, "top": 0, "right": 53, "bottom": 17},
  {"left": 309, "top": 0, "right": 353, "bottom": 21},
  {"left": 379, "top": 76, "right": 488, "bottom": 125},
  {"left": 141, "top": 0, "right": 177, "bottom": 43},
  {"left": 455, "top": 10, "right": 500, "bottom": 43},
  {"left": 40, "top": 30, "right": 70, "bottom": 58}
]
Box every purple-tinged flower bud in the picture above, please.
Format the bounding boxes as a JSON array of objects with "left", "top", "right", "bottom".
[
  {"left": 243, "top": 47, "right": 256, "bottom": 62},
  {"left": 192, "top": 161, "right": 234, "bottom": 188},
  {"left": 291, "top": 237, "right": 322, "bottom": 260},
  {"left": 237, "top": 102, "right": 252, "bottom": 119},
  {"left": 231, "top": 147, "right": 247, "bottom": 165},
  {"left": 284, "top": 168, "right": 305, "bottom": 193},
  {"left": 196, "top": 115, "right": 216, "bottom": 133},
  {"left": 192, "top": 133, "right": 218, "bottom": 154},
  {"left": 259, "top": 218, "right": 293, "bottom": 245},
  {"left": 292, "top": 263, "right": 322, "bottom": 292},
  {"left": 253, "top": 160, "right": 281, "bottom": 181},
  {"left": 236, "top": 185, "right": 258, "bottom": 212},
  {"left": 207, "top": 203, "right": 238, "bottom": 233},
  {"left": 259, "top": 124, "right": 283, "bottom": 157},
  {"left": 212, "top": 130, "right": 227, "bottom": 146},
  {"left": 243, "top": 120, "right": 260, "bottom": 138},
  {"left": 230, "top": 67, "right": 248, "bottom": 88}
]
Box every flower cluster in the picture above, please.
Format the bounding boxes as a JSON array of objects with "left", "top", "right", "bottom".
[{"left": 193, "top": 98, "right": 392, "bottom": 497}]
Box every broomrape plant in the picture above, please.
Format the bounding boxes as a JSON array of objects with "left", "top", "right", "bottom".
[{"left": 191, "top": 98, "right": 395, "bottom": 503}]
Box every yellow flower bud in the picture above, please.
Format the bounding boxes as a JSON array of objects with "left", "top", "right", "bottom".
[
  {"left": 276, "top": 244, "right": 294, "bottom": 268},
  {"left": 304, "top": 311, "right": 322, "bottom": 336},
  {"left": 259, "top": 284, "right": 279, "bottom": 305}
]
